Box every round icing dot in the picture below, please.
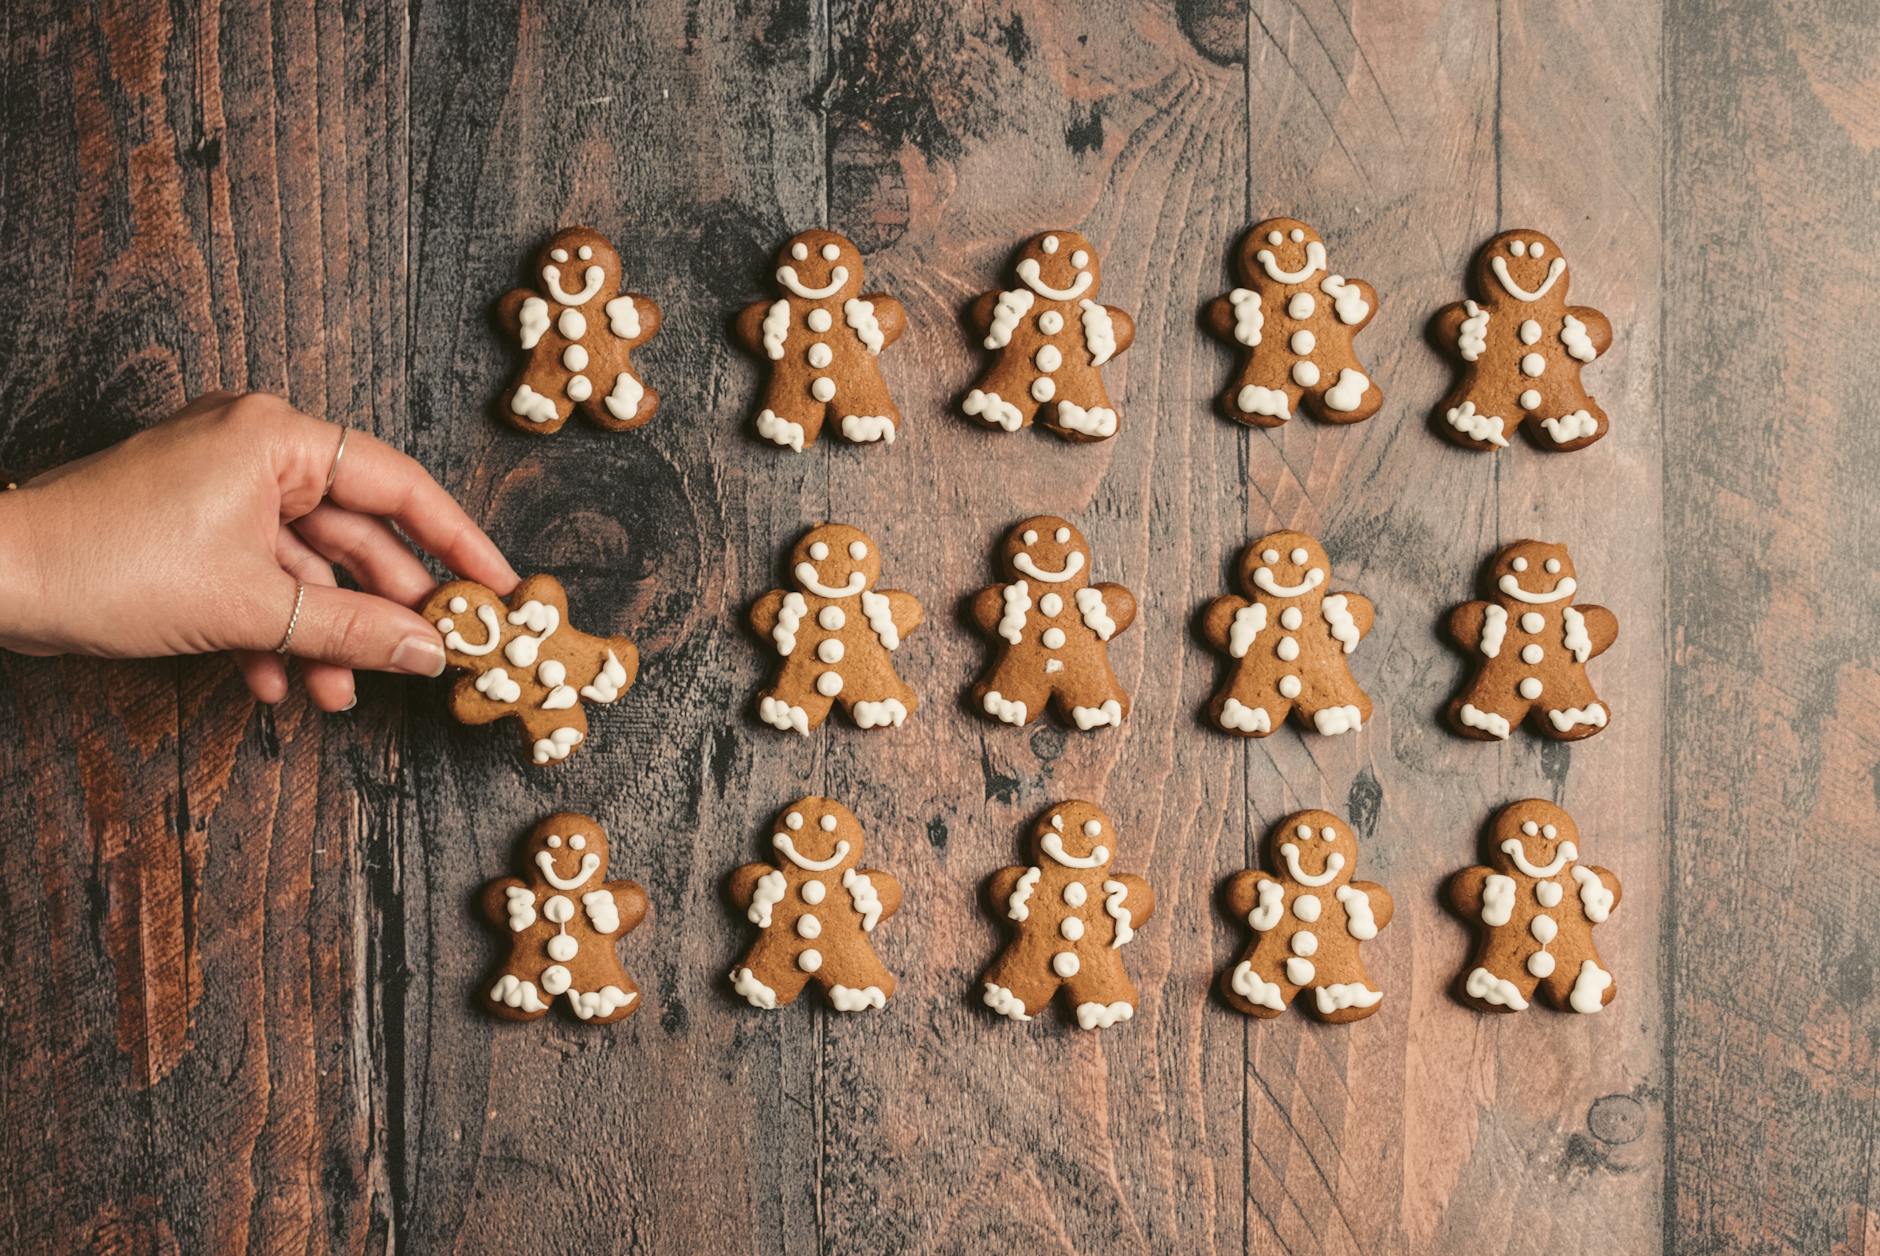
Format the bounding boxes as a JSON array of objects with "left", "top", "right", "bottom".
[
  {"left": 436, "top": 618, "right": 453, "bottom": 633},
  {"left": 566, "top": 374, "right": 592, "bottom": 402},
  {"left": 1521, "top": 612, "right": 1545, "bottom": 633},
  {"left": 541, "top": 964, "right": 571, "bottom": 994},
  {"left": 798, "top": 948, "right": 822, "bottom": 973},
  {"left": 562, "top": 344, "right": 589, "bottom": 372},
  {"left": 820, "top": 815, "right": 838, "bottom": 832},
  {"left": 1263, "top": 550, "right": 1280, "bottom": 564},
  {"left": 1545, "top": 558, "right": 1562, "bottom": 574},
  {"left": 1291, "top": 360, "right": 1321, "bottom": 387},
  {"left": 820, "top": 243, "right": 840, "bottom": 261},
  {"left": 791, "top": 243, "right": 809, "bottom": 260},
  {"left": 807, "top": 343, "right": 833, "bottom": 368},
  {"left": 1542, "top": 824, "right": 1557, "bottom": 839},
  {"left": 1519, "top": 677, "right": 1543, "bottom": 699},
  {"left": 1023, "top": 530, "right": 1038, "bottom": 544},
  {"left": 559, "top": 309, "right": 586, "bottom": 339},
  {"left": 1291, "top": 930, "right": 1318, "bottom": 957},
  {"left": 847, "top": 540, "right": 867, "bottom": 560},
  {"left": 449, "top": 596, "right": 468, "bottom": 614},
  {"left": 1289, "top": 228, "right": 1304, "bottom": 242},
  {"left": 1280, "top": 607, "right": 1303, "bottom": 630},
  {"left": 1520, "top": 319, "right": 1542, "bottom": 345},
  {"left": 1059, "top": 917, "right": 1085, "bottom": 942},
  {"left": 1290, "top": 548, "right": 1309, "bottom": 564},
  {"left": 544, "top": 895, "right": 572, "bottom": 921},
  {"left": 1286, "top": 958, "right": 1315, "bottom": 985},
  {"left": 1287, "top": 292, "right": 1316, "bottom": 319},
  {"left": 1038, "top": 310, "right": 1064, "bottom": 334},
  {"left": 1040, "top": 593, "right": 1063, "bottom": 616},
  {"left": 1521, "top": 352, "right": 1546, "bottom": 377},
  {"left": 1071, "top": 250, "right": 1089, "bottom": 268},
  {"left": 1531, "top": 915, "right": 1558, "bottom": 945},
  {"left": 1042, "top": 628, "right": 1066, "bottom": 649},
  {"left": 1531, "top": 242, "right": 1545, "bottom": 258},
  {"left": 1267, "top": 231, "right": 1283, "bottom": 245},
  {"left": 577, "top": 245, "right": 593, "bottom": 260},
  {"left": 817, "top": 639, "right": 845, "bottom": 664},
  {"left": 1297, "top": 824, "right": 1312, "bottom": 839},
  {"left": 818, "top": 606, "right": 845, "bottom": 629},
  {"left": 806, "top": 309, "right": 832, "bottom": 332},
  {"left": 1512, "top": 557, "right": 1529, "bottom": 572},
  {"left": 1055, "top": 528, "right": 1070, "bottom": 543},
  {"left": 1278, "top": 675, "right": 1302, "bottom": 699},
  {"left": 1528, "top": 950, "right": 1556, "bottom": 978},
  {"left": 547, "top": 834, "right": 562, "bottom": 848},
  {"left": 801, "top": 880, "right": 826, "bottom": 904},
  {"left": 816, "top": 671, "right": 842, "bottom": 697},
  {"left": 810, "top": 377, "right": 837, "bottom": 402},
  {"left": 1522, "top": 644, "right": 1544, "bottom": 664},
  {"left": 550, "top": 248, "right": 569, "bottom": 263},
  {"left": 547, "top": 934, "right": 578, "bottom": 962},
  {"left": 1537, "top": 880, "right": 1563, "bottom": 907},
  {"left": 797, "top": 914, "right": 821, "bottom": 939},
  {"left": 1083, "top": 820, "right": 1102, "bottom": 838},
  {"left": 1321, "top": 827, "right": 1336, "bottom": 842},
  {"left": 1031, "top": 377, "right": 1056, "bottom": 402},
  {"left": 810, "top": 542, "right": 829, "bottom": 560},
  {"left": 1520, "top": 389, "right": 1542, "bottom": 410},
  {"left": 1510, "top": 240, "right": 1527, "bottom": 257},
  {"left": 1035, "top": 344, "right": 1062, "bottom": 372},
  {"left": 1064, "top": 882, "right": 1087, "bottom": 907},
  {"left": 1276, "top": 637, "right": 1300, "bottom": 661},
  {"left": 570, "top": 833, "right": 586, "bottom": 850},
  {"left": 1290, "top": 329, "right": 1316, "bottom": 355},
  {"left": 786, "top": 812, "right": 804, "bottom": 830},
  {"left": 1293, "top": 894, "right": 1321, "bottom": 922},
  {"left": 1522, "top": 820, "right": 1541, "bottom": 836},
  {"left": 1042, "top": 235, "right": 1059, "bottom": 254},
  {"left": 1052, "top": 951, "right": 1080, "bottom": 978}
]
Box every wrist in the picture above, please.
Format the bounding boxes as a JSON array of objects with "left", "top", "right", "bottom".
[{"left": 0, "top": 486, "right": 53, "bottom": 651}]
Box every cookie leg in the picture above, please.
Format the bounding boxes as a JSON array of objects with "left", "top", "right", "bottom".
[
  {"left": 1050, "top": 667, "right": 1130, "bottom": 732},
  {"left": 502, "top": 372, "right": 578, "bottom": 436},
  {"left": 1220, "top": 359, "right": 1298, "bottom": 428},
  {"left": 1210, "top": 674, "right": 1289, "bottom": 737},
  {"left": 1301, "top": 363, "right": 1382, "bottom": 425},
  {"left": 972, "top": 666, "right": 1052, "bottom": 729},
  {"left": 817, "top": 947, "right": 897, "bottom": 1012},
  {"left": 486, "top": 967, "right": 553, "bottom": 1021},
  {"left": 730, "top": 948, "right": 815, "bottom": 1010},
  {"left": 753, "top": 379, "right": 827, "bottom": 452},
  {"left": 831, "top": 368, "right": 901, "bottom": 446},
  {"left": 1295, "top": 673, "right": 1374, "bottom": 737},
  {"left": 1527, "top": 671, "right": 1610, "bottom": 741},
  {"left": 1040, "top": 371, "right": 1119, "bottom": 442},
  {"left": 1521, "top": 388, "right": 1608, "bottom": 451},
  {"left": 961, "top": 367, "right": 1038, "bottom": 434},
  {"left": 838, "top": 670, "right": 919, "bottom": 731},
  {"left": 1536, "top": 954, "right": 1616, "bottom": 1014},
  {"left": 566, "top": 974, "right": 642, "bottom": 1023},
  {"left": 1220, "top": 936, "right": 1297, "bottom": 1017},
  {"left": 979, "top": 950, "right": 1059, "bottom": 1022},
  {"left": 1061, "top": 955, "right": 1140, "bottom": 1030},
  {"left": 582, "top": 360, "right": 659, "bottom": 432},
  {"left": 1457, "top": 951, "right": 1539, "bottom": 1013},
  {"left": 1437, "top": 390, "right": 1515, "bottom": 451},
  {"left": 1299, "top": 959, "right": 1384, "bottom": 1023},
  {"left": 757, "top": 662, "right": 837, "bottom": 735},
  {"left": 1446, "top": 684, "right": 1528, "bottom": 742}
]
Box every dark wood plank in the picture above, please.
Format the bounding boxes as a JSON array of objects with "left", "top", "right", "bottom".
[{"left": 1664, "top": 0, "right": 1880, "bottom": 1250}]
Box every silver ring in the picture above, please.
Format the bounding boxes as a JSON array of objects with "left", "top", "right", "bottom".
[
  {"left": 322, "top": 427, "right": 350, "bottom": 498},
  {"left": 275, "top": 581, "right": 307, "bottom": 655}
]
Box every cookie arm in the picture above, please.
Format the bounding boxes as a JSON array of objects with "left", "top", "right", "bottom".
[
  {"left": 1105, "top": 305, "right": 1136, "bottom": 357},
  {"left": 985, "top": 865, "right": 1026, "bottom": 912},
  {"left": 1345, "top": 277, "right": 1381, "bottom": 332},
  {"left": 1447, "top": 866, "right": 1491, "bottom": 918},
  {"left": 1335, "top": 591, "right": 1376, "bottom": 640},
  {"left": 965, "top": 291, "right": 999, "bottom": 339},
  {"left": 1202, "top": 293, "right": 1238, "bottom": 343},
  {"left": 448, "top": 674, "right": 517, "bottom": 727},
  {"left": 884, "top": 589, "right": 923, "bottom": 639},
  {"left": 607, "top": 879, "right": 650, "bottom": 934},
  {"left": 1348, "top": 879, "right": 1393, "bottom": 933},
  {"left": 479, "top": 876, "right": 530, "bottom": 928},
  {"left": 969, "top": 585, "right": 1006, "bottom": 635},
  {"left": 1589, "top": 866, "right": 1623, "bottom": 912},
  {"left": 749, "top": 589, "right": 786, "bottom": 639},
  {"left": 863, "top": 294, "right": 907, "bottom": 347},
  {"left": 1221, "top": 868, "right": 1263, "bottom": 920},
  {"left": 1566, "top": 305, "right": 1614, "bottom": 357},
  {"left": 1446, "top": 601, "right": 1489, "bottom": 651},
  {"left": 732, "top": 299, "right": 772, "bottom": 354},
  {"left": 861, "top": 869, "right": 903, "bottom": 921},
  {"left": 1431, "top": 300, "right": 1469, "bottom": 349},
  {"left": 727, "top": 862, "right": 780, "bottom": 912},
  {"left": 1095, "top": 582, "right": 1137, "bottom": 636},
  {"left": 1200, "top": 595, "right": 1250, "bottom": 652},
  {"left": 1115, "top": 873, "right": 1155, "bottom": 926},
  {"left": 622, "top": 295, "right": 663, "bottom": 349},
  {"left": 495, "top": 288, "right": 532, "bottom": 339},
  {"left": 1578, "top": 604, "right": 1620, "bottom": 658}
]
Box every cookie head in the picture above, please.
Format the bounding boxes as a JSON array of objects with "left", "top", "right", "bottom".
[
  {"left": 774, "top": 230, "right": 862, "bottom": 302},
  {"left": 523, "top": 813, "right": 611, "bottom": 891},
  {"left": 1240, "top": 531, "right": 1329, "bottom": 602},
  {"left": 790, "top": 523, "right": 881, "bottom": 600},
  {"left": 428, "top": 583, "right": 509, "bottom": 660},
  {"left": 1489, "top": 800, "right": 1581, "bottom": 880},
  {"left": 1014, "top": 230, "right": 1100, "bottom": 302},
  {"left": 1029, "top": 801, "right": 1115, "bottom": 870},
  {"left": 1476, "top": 229, "right": 1568, "bottom": 304},
  {"left": 1270, "top": 810, "right": 1356, "bottom": 890},
  {"left": 999, "top": 516, "right": 1091, "bottom": 588},
  {"left": 1491, "top": 540, "right": 1578, "bottom": 606},
  {"left": 770, "top": 797, "right": 863, "bottom": 873},
  {"left": 533, "top": 228, "right": 619, "bottom": 308},
  {"left": 1243, "top": 218, "right": 1327, "bottom": 287}
]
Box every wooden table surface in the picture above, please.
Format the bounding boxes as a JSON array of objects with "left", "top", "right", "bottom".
[{"left": 3, "top": 1, "right": 1875, "bottom": 1252}]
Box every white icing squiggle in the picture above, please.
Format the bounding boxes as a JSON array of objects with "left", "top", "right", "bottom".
[
  {"left": 518, "top": 296, "right": 550, "bottom": 349},
  {"left": 1465, "top": 966, "right": 1528, "bottom": 1009},
  {"left": 1006, "top": 867, "right": 1040, "bottom": 921},
  {"left": 1076, "top": 1001, "right": 1133, "bottom": 1030},
  {"left": 491, "top": 975, "right": 547, "bottom": 1013},
  {"left": 604, "top": 295, "right": 640, "bottom": 340},
  {"left": 1480, "top": 604, "right": 1508, "bottom": 658},
  {"left": 504, "top": 601, "right": 561, "bottom": 667},
  {"left": 475, "top": 668, "right": 521, "bottom": 703},
  {"left": 982, "top": 691, "right": 1027, "bottom": 725},
  {"left": 1569, "top": 960, "right": 1612, "bottom": 1013},
  {"left": 1071, "top": 700, "right": 1123, "bottom": 730},
  {"left": 997, "top": 580, "right": 1031, "bottom": 644},
  {"left": 983, "top": 982, "right": 1031, "bottom": 1021},
  {"left": 840, "top": 415, "right": 895, "bottom": 443},
  {"left": 1237, "top": 384, "right": 1290, "bottom": 419},
  {"left": 843, "top": 868, "right": 883, "bottom": 931},
  {"left": 1313, "top": 705, "right": 1363, "bottom": 735},
  {"left": 1482, "top": 873, "right": 1516, "bottom": 926},
  {"left": 510, "top": 384, "right": 559, "bottom": 426},
  {"left": 1249, "top": 878, "right": 1284, "bottom": 931},
  {"left": 1075, "top": 587, "right": 1115, "bottom": 640},
  {"left": 860, "top": 590, "right": 900, "bottom": 650},
  {"left": 505, "top": 886, "right": 537, "bottom": 932},
  {"left": 1227, "top": 287, "right": 1263, "bottom": 346},
  {"left": 984, "top": 288, "right": 1035, "bottom": 349},
  {"left": 1228, "top": 603, "right": 1267, "bottom": 658},
  {"left": 1319, "top": 274, "right": 1369, "bottom": 324},
  {"left": 1321, "top": 594, "right": 1359, "bottom": 654},
  {"left": 582, "top": 888, "right": 620, "bottom": 934},
  {"left": 758, "top": 696, "right": 809, "bottom": 735},
  {"left": 1315, "top": 983, "right": 1383, "bottom": 1014},
  {"left": 1054, "top": 401, "right": 1117, "bottom": 438},
  {"left": 733, "top": 966, "right": 778, "bottom": 1009},
  {"left": 1560, "top": 314, "right": 1596, "bottom": 361},
  {"left": 1562, "top": 607, "right": 1591, "bottom": 663},
  {"left": 843, "top": 297, "right": 884, "bottom": 354},
  {"left": 1458, "top": 300, "right": 1489, "bottom": 361},
  {"left": 1492, "top": 255, "right": 1566, "bottom": 302},
  {"left": 962, "top": 389, "right": 1022, "bottom": 431},
  {"left": 1079, "top": 299, "right": 1117, "bottom": 365},
  {"left": 1323, "top": 369, "right": 1370, "bottom": 412},
  {"left": 772, "top": 592, "right": 807, "bottom": 655},
  {"left": 1102, "top": 879, "right": 1134, "bottom": 946},
  {"left": 1459, "top": 703, "right": 1511, "bottom": 739},
  {"left": 1334, "top": 884, "right": 1377, "bottom": 939},
  {"left": 1547, "top": 704, "right": 1607, "bottom": 732},
  {"left": 1540, "top": 410, "right": 1599, "bottom": 444},
  {"left": 1231, "top": 962, "right": 1285, "bottom": 1010},
  {"left": 1219, "top": 698, "right": 1270, "bottom": 733},
  {"left": 1572, "top": 865, "right": 1614, "bottom": 922},
  {"left": 1445, "top": 400, "right": 1509, "bottom": 447},
  {"left": 580, "top": 651, "right": 629, "bottom": 703},
  {"left": 531, "top": 728, "right": 583, "bottom": 764},
  {"left": 761, "top": 299, "right": 790, "bottom": 360},
  {"left": 755, "top": 408, "right": 805, "bottom": 451},
  {"left": 829, "top": 985, "right": 887, "bottom": 1012}
]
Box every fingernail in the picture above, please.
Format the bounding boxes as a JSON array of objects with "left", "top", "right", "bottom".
[
  {"left": 392, "top": 637, "right": 447, "bottom": 677},
  {"left": 340, "top": 695, "right": 358, "bottom": 712}
]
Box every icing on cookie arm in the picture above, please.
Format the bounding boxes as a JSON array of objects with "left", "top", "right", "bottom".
[
  {"left": 857, "top": 868, "right": 903, "bottom": 923},
  {"left": 1446, "top": 601, "right": 1491, "bottom": 652},
  {"left": 1344, "top": 880, "right": 1394, "bottom": 934},
  {"left": 1221, "top": 868, "right": 1265, "bottom": 920},
  {"left": 748, "top": 589, "right": 787, "bottom": 640},
  {"left": 969, "top": 585, "right": 1010, "bottom": 636},
  {"left": 882, "top": 590, "right": 924, "bottom": 641},
  {"left": 727, "top": 862, "right": 781, "bottom": 914},
  {"left": 731, "top": 299, "right": 774, "bottom": 354},
  {"left": 859, "top": 293, "right": 908, "bottom": 348},
  {"left": 1112, "top": 873, "right": 1154, "bottom": 928},
  {"left": 1431, "top": 300, "right": 1471, "bottom": 349},
  {"left": 1446, "top": 865, "right": 1493, "bottom": 919},
  {"left": 1564, "top": 305, "right": 1614, "bottom": 358},
  {"left": 985, "top": 865, "right": 1030, "bottom": 914},
  {"left": 1578, "top": 604, "right": 1620, "bottom": 658},
  {"left": 604, "top": 879, "right": 651, "bottom": 935},
  {"left": 1202, "top": 293, "right": 1240, "bottom": 343},
  {"left": 1102, "top": 305, "right": 1136, "bottom": 357},
  {"left": 1332, "top": 591, "right": 1376, "bottom": 641},
  {"left": 1585, "top": 866, "right": 1624, "bottom": 915},
  {"left": 964, "top": 290, "right": 1002, "bottom": 339},
  {"left": 1340, "top": 277, "right": 1381, "bottom": 332},
  {"left": 495, "top": 287, "right": 535, "bottom": 339},
  {"left": 613, "top": 294, "right": 662, "bottom": 348},
  {"left": 479, "top": 875, "right": 532, "bottom": 931},
  {"left": 1090, "top": 582, "right": 1137, "bottom": 636},
  {"left": 1200, "top": 595, "right": 1251, "bottom": 652}
]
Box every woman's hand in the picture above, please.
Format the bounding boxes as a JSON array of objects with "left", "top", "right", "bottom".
[{"left": 0, "top": 392, "right": 518, "bottom": 711}]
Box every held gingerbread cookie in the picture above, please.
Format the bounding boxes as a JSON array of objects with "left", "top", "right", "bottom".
[
  {"left": 1204, "top": 219, "right": 1380, "bottom": 427},
  {"left": 1446, "top": 540, "right": 1617, "bottom": 741},
  {"left": 732, "top": 230, "right": 907, "bottom": 451},
  {"left": 1433, "top": 229, "right": 1615, "bottom": 452},
  {"left": 1201, "top": 530, "right": 1374, "bottom": 737},
  {"left": 961, "top": 230, "right": 1135, "bottom": 441},
  {"left": 979, "top": 801, "right": 1155, "bottom": 1030},
  {"left": 421, "top": 575, "right": 638, "bottom": 765},
  {"left": 969, "top": 516, "right": 1136, "bottom": 731},
  {"left": 1447, "top": 799, "right": 1622, "bottom": 1014},
  {"left": 1221, "top": 810, "right": 1394, "bottom": 1022},
  {"left": 495, "top": 227, "right": 661, "bottom": 435},
  {"left": 749, "top": 524, "right": 923, "bottom": 734},
  {"left": 728, "top": 797, "right": 902, "bottom": 1011},
  {"left": 480, "top": 813, "right": 649, "bottom": 1023}
]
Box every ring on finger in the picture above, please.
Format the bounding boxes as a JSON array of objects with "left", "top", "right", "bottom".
[
  {"left": 275, "top": 580, "right": 307, "bottom": 655},
  {"left": 322, "top": 427, "right": 350, "bottom": 499}
]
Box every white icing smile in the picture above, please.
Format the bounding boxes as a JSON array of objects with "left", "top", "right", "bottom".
[
  {"left": 1501, "top": 837, "right": 1577, "bottom": 878},
  {"left": 1280, "top": 842, "right": 1344, "bottom": 887},
  {"left": 773, "top": 833, "right": 850, "bottom": 871},
  {"left": 1253, "top": 566, "right": 1325, "bottom": 598},
  {"left": 1255, "top": 240, "right": 1326, "bottom": 284},
  {"left": 543, "top": 264, "right": 605, "bottom": 306},
  {"left": 1041, "top": 831, "right": 1109, "bottom": 868},
  {"left": 1491, "top": 255, "right": 1566, "bottom": 302},
  {"left": 1012, "top": 550, "right": 1085, "bottom": 583},
  {"left": 1497, "top": 573, "right": 1577, "bottom": 604},
  {"left": 793, "top": 562, "right": 866, "bottom": 599},
  {"left": 776, "top": 265, "right": 848, "bottom": 300},
  {"left": 1015, "top": 257, "right": 1092, "bottom": 301},
  {"left": 535, "top": 850, "right": 600, "bottom": 891}
]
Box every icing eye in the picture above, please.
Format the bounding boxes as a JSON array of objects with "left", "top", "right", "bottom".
[
  {"left": 1320, "top": 826, "right": 1336, "bottom": 841},
  {"left": 1262, "top": 549, "right": 1280, "bottom": 564},
  {"left": 1023, "top": 529, "right": 1038, "bottom": 545},
  {"left": 1545, "top": 558, "right": 1562, "bottom": 574},
  {"left": 1542, "top": 824, "right": 1558, "bottom": 839},
  {"left": 1289, "top": 228, "right": 1305, "bottom": 242},
  {"left": 1510, "top": 240, "right": 1527, "bottom": 257},
  {"left": 848, "top": 540, "right": 867, "bottom": 560},
  {"left": 577, "top": 245, "right": 593, "bottom": 260},
  {"left": 809, "top": 541, "right": 829, "bottom": 560},
  {"left": 791, "top": 242, "right": 808, "bottom": 261},
  {"left": 1522, "top": 821, "right": 1539, "bottom": 836},
  {"left": 1290, "top": 547, "right": 1308, "bottom": 564},
  {"left": 448, "top": 596, "right": 468, "bottom": 613},
  {"left": 1512, "top": 556, "right": 1529, "bottom": 572},
  {"left": 1054, "top": 527, "right": 1070, "bottom": 543},
  {"left": 821, "top": 243, "right": 840, "bottom": 261},
  {"left": 819, "top": 815, "right": 837, "bottom": 832},
  {"left": 1051, "top": 814, "right": 1065, "bottom": 831},
  {"left": 550, "top": 248, "right": 569, "bottom": 263},
  {"left": 1042, "top": 235, "right": 1059, "bottom": 254},
  {"left": 785, "top": 811, "right": 804, "bottom": 830},
  {"left": 547, "top": 834, "right": 563, "bottom": 848},
  {"left": 1083, "top": 820, "right": 1102, "bottom": 837},
  {"left": 1071, "top": 250, "right": 1089, "bottom": 268},
  {"left": 570, "top": 834, "right": 587, "bottom": 850},
  {"left": 1297, "top": 823, "right": 1312, "bottom": 839},
  {"left": 1267, "top": 231, "right": 1283, "bottom": 245},
  {"left": 1531, "top": 242, "right": 1545, "bottom": 258}
]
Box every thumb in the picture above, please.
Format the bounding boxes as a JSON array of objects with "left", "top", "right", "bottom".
[{"left": 272, "top": 581, "right": 447, "bottom": 676}]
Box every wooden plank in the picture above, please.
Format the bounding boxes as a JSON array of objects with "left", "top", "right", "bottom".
[
  {"left": 1663, "top": 0, "right": 1880, "bottom": 1250},
  {"left": 0, "top": 0, "right": 404, "bottom": 1249},
  {"left": 397, "top": 2, "right": 829, "bottom": 1248}
]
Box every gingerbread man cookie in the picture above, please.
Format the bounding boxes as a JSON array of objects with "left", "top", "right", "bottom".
[
  {"left": 1201, "top": 530, "right": 1374, "bottom": 737},
  {"left": 1220, "top": 810, "right": 1394, "bottom": 1022},
  {"left": 1433, "top": 228, "right": 1615, "bottom": 452},
  {"left": 495, "top": 227, "right": 661, "bottom": 435},
  {"left": 421, "top": 574, "right": 638, "bottom": 765},
  {"left": 728, "top": 797, "right": 903, "bottom": 1011},
  {"left": 961, "top": 230, "right": 1135, "bottom": 441},
  {"left": 1446, "top": 540, "right": 1617, "bottom": 742},
  {"left": 480, "top": 812, "right": 649, "bottom": 1024},
  {"left": 979, "top": 801, "right": 1155, "bottom": 1030},
  {"left": 969, "top": 516, "right": 1136, "bottom": 731},
  {"left": 749, "top": 523, "right": 923, "bottom": 734},
  {"left": 1447, "top": 800, "right": 1622, "bottom": 1014},
  {"left": 732, "top": 230, "right": 907, "bottom": 451},
  {"left": 1204, "top": 219, "right": 1380, "bottom": 427}
]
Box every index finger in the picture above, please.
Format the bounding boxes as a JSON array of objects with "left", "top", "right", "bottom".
[{"left": 323, "top": 429, "right": 519, "bottom": 595}]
